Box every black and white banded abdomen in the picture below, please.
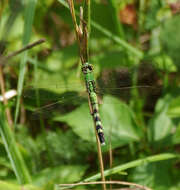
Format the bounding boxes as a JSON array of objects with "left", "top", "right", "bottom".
[{"left": 93, "top": 107, "right": 105, "bottom": 145}]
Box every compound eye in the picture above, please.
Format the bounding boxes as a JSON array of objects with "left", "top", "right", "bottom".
[{"left": 88, "top": 64, "right": 93, "bottom": 71}]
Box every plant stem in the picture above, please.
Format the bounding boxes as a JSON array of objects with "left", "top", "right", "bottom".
[
  {"left": 2, "top": 39, "right": 45, "bottom": 64},
  {"left": 59, "top": 180, "right": 152, "bottom": 190},
  {"left": 67, "top": 1, "right": 106, "bottom": 189}
]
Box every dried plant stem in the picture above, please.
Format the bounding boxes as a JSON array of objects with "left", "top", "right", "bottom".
[
  {"left": 94, "top": 128, "right": 106, "bottom": 190},
  {"left": 89, "top": 97, "right": 106, "bottom": 190},
  {"left": 59, "top": 180, "right": 152, "bottom": 190},
  {"left": 0, "top": 66, "right": 13, "bottom": 127},
  {"left": 0, "top": 39, "right": 45, "bottom": 66},
  {"left": 67, "top": 1, "right": 106, "bottom": 189}
]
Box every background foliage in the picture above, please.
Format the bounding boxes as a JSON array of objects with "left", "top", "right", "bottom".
[{"left": 0, "top": 0, "right": 180, "bottom": 189}]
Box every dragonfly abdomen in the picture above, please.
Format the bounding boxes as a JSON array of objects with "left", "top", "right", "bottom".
[{"left": 92, "top": 105, "right": 105, "bottom": 145}]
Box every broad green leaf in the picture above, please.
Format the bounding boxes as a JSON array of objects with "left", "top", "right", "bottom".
[
  {"left": 27, "top": 45, "right": 82, "bottom": 94},
  {"left": 54, "top": 103, "right": 95, "bottom": 143},
  {"left": 100, "top": 96, "right": 142, "bottom": 148},
  {"left": 32, "top": 165, "right": 87, "bottom": 187},
  {"left": 167, "top": 96, "right": 180, "bottom": 118},
  {"left": 54, "top": 95, "right": 142, "bottom": 149},
  {"left": 148, "top": 95, "right": 175, "bottom": 145}
]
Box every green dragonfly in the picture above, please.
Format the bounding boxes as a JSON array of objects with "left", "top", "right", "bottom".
[
  {"left": 22, "top": 65, "right": 160, "bottom": 147},
  {"left": 23, "top": 68, "right": 160, "bottom": 118},
  {"left": 0, "top": 1, "right": 161, "bottom": 146}
]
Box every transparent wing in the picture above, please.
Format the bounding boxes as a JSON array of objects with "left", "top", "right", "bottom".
[
  {"left": 23, "top": 62, "right": 162, "bottom": 120},
  {"left": 23, "top": 83, "right": 161, "bottom": 120}
]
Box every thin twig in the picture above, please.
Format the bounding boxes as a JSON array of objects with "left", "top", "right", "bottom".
[
  {"left": 67, "top": 1, "right": 106, "bottom": 190},
  {"left": 58, "top": 181, "right": 152, "bottom": 190},
  {"left": 0, "top": 66, "right": 13, "bottom": 127},
  {"left": 0, "top": 38, "right": 45, "bottom": 66},
  {"left": 90, "top": 98, "right": 106, "bottom": 190}
]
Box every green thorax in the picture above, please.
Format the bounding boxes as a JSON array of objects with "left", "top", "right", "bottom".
[{"left": 82, "top": 62, "right": 96, "bottom": 94}]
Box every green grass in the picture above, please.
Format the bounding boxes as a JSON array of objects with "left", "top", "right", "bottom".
[{"left": 15, "top": 0, "right": 37, "bottom": 125}]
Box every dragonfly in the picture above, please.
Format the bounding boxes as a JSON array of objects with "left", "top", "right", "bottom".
[
  {"left": 22, "top": 63, "right": 162, "bottom": 149},
  {"left": 23, "top": 65, "right": 161, "bottom": 119},
  {"left": 0, "top": 0, "right": 162, "bottom": 146}
]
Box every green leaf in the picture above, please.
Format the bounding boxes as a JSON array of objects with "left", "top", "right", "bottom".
[
  {"left": 145, "top": 0, "right": 161, "bottom": 30},
  {"left": 101, "top": 96, "right": 142, "bottom": 148},
  {"left": 172, "top": 123, "right": 180, "bottom": 145},
  {"left": 53, "top": 103, "right": 95, "bottom": 143},
  {"left": 92, "top": 51, "right": 130, "bottom": 69},
  {"left": 91, "top": 1, "right": 119, "bottom": 37},
  {"left": 167, "top": 96, "right": 180, "bottom": 118},
  {"left": 130, "top": 160, "right": 174, "bottom": 190},
  {"left": 26, "top": 45, "right": 82, "bottom": 95},
  {"left": 54, "top": 95, "right": 142, "bottom": 149},
  {"left": 33, "top": 165, "right": 87, "bottom": 187},
  {"left": 160, "top": 15, "right": 180, "bottom": 68},
  {"left": 148, "top": 95, "right": 175, "bottom": 145},
  {"left": 0, "top": 180, "right": 42, "bottom": 190},
  {"left": 153, "top": 54, "right": 177, "bottom": 72}
]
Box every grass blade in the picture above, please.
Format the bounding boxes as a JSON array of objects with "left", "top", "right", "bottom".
[
  {"left": 14, "top": 0, "right": 37, "bottom": 124},
  {"left": 0, "top": 104, "right": 32, "bottom": 184},
  {"left": 84, "top": 153, "right": 179, "bottom": 182}
]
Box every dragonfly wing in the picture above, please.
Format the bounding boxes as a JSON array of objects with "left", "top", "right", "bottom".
[
  {"left": 24, "top": 90, "right": 88, "bottom": 120},
  {"left": 96, "top": 85, "right": 162, "bottom": 104}
]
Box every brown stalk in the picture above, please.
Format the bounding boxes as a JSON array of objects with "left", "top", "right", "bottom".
[
  {"left": 0, "top": 38, "right": 45, "bottom": 66},
  {"left": 59, "top": 180, "right": 152, "bottom": 190},
  {"left": 67, "top": 1, "right": 106, "bottom": 190}
]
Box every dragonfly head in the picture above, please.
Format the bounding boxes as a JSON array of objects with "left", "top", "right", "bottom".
[{"left": 82, "top": 62, "right": 94, "bottom": 74}]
